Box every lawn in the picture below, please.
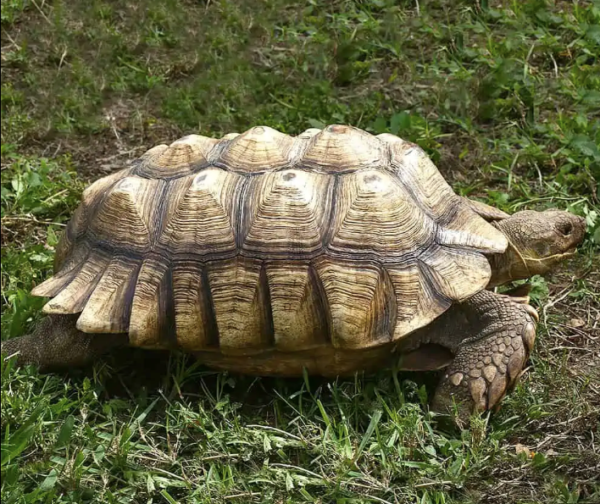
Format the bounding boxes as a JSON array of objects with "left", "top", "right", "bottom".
[{"left": 1, "top": 1, "right": 599, "bottom": 503}]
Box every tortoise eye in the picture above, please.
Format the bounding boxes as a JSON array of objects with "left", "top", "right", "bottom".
[{"left": 557, "top": 221, "right": 573, "bottom": 236}]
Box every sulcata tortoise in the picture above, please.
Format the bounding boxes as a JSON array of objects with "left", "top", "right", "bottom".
[{"left": 2, "top": 125, "right": 586, "bottom": 417}]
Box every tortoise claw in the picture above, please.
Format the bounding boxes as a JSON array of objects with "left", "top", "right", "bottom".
[{"left": 524, "top": 304, "right": 539, "bottom": 323}]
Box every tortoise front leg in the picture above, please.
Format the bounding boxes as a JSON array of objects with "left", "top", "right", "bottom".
[
  {"left": 1, "top": 315, "right": 129, "bottom": 371},
  {"left": 431, "top": 289, "right": 538, "bottom": 419}
]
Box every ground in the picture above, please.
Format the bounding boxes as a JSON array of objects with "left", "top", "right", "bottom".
[{"left": 1, "top": 1, "right": 599, "bottom": 503}]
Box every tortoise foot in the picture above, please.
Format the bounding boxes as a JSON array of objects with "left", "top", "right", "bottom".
[{"left": 432, "top": 292, "right": 538, "bottom": 422}]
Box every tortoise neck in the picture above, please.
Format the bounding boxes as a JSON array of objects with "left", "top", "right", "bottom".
[{"left": 486, "top": 222, "right": 531, "bottom": 287}]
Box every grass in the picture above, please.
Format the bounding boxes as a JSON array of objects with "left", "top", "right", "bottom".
[{"left": 1, "top": 0, "right": 599, "bottom": 502}]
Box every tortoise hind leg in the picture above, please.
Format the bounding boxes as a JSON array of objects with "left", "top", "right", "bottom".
[
  {"left": 1, "top": 315, "right": 129, "bottom": 371},
  {"left": 431, "top": 290, "right": 538, "bottom": 420}
]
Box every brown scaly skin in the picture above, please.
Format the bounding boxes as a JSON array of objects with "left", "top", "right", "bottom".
[
  {"left": 427, "top": 290, "right": 538, "bottom": 421},
  {"left": 1, "top": 209, "right": 586, "bottom": 423},
  {"left": 1, "top": 315, "right": 128, "bottom": 371}
]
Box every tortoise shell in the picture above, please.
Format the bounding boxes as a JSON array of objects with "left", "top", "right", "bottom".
[{"left": 32, "top": 125, "right": 508, "bottom": 355}]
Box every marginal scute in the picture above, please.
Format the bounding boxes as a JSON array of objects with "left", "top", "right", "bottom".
[
  {"left": 388, "top": 144, "right": 507, "bottom": 254},
  {"left": 419, "top": 244, "right": 491, "bottom": 302},
  {"left": 172, "top": 262, "right": 214, "bottom": 351},
  {"left": 33, "top": 243, "right": 92, "bottom": 298},
  {"left": 158, "top": 168, "right": 242, "bottom": 255},
  {"left": 386, "top": 263, "right": 451, "bottom": 340},
  {"left": 301, "top": 125, "right": 382, "bottom": 172},
  {"left": 218, "top": 126, "right": 295, "bottom": 172},
  {"left": 42, "top": 250, "right": 110, "bottom": 315},
  {"left": 266, "top": 262, "right": 329, "bottom": 351},
  {"left": 77, "top": 257, "right": 140, "bottom": 333},
  {"left": 464, "top": 198, "right": 510, "bottom": 221},
  {"left": 136, "top": 135, "right": 217, "bottom": 179},
  {"left": 207, "top": 258, "right": 274, "bottom": 354},
  {"left": 315, "top": 258, "right": 395, "bottom": 348},
  {"left": 328, "top": 170, "right": 434, "bottom": 258},
  {"left": 437, "top": 203, "right": 508, "bottom": 253},
  {"left": 129, "top": 258, "right": 172, "bottom": 348},
  {"left": 241, "top": 169, "right": 333, "bottom": 254}
]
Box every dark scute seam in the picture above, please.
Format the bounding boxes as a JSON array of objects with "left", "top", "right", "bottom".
[
  {"left": 379, "top": 267, "right": 397, "bottom": 342},
  {"left": 259, "top": 263, "right": 276, "bottom": 348},
  {"left": 309, "top": 262, "right": 333, "bottom": 346},
  {"left": 235, "top": 175, "right": 252, "bottom": 250},
  {"left": 322, "top": 174, "right": 340, "bottom": 248},
  {"left": 200, "top": 266, "right": 220, "bottom": 349},
  {"left": 416, "top": 259, "right": 454, "bottom": 309},
  {"left": 158, "top": 263, "right": 178, "bottom": 348},
  {"left": 150, "top": 180, "right": 171, "bottom": 250},
  {"left": 118, "top": 258, "right": 142, "bottom": 334}
]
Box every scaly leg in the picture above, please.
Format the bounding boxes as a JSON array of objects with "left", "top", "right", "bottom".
[
  {"left": 430, "top": 289, "right": 538, "bottom": 419},
  {"left": 1, "top": 315, "right": 129, "bottom": 371}
]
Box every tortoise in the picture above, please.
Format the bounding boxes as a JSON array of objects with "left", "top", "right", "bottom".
[{"left": 1, "top": 125, "right": 586, "bottom": 417}]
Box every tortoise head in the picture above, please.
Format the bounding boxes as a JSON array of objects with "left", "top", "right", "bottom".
[{"left": 488, "top": 209, "right": 586, "bottom": 286}]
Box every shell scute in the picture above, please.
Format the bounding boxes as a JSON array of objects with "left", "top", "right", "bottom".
[
  {"left": 207, "top": 257, "right": 274, "bottom": 355},
  {"left": 217, "top": 126, "right": 296, "bottom": 173},
  {"left": 328, "top": 170, "right": 434, "bottom": 258},
  {"left": 315, "top": 258, "right": 396, "bottom": 349},
  {"left": 301, "top": 124, "right": 383, "bottom": 172},
  {"left": 88, "top": 175, "right": 164, "bottom": 253},
  {"left": 266, "top": 261, "right": 329, "bottom": 351},
  {"left": 158, "top": 168, "right": 242, "bottom": 256},
  {"left": 129, "top": 258, "right": 173, "bottom": 348},
  {"left": 135, "top": 135, "right": 217, "bottom": 179},
  {"left": 241, "top": 169, "right": 334, "bottom": 255},
  {"left": 77, "top": 257, "right": 140, "bottom": 333},
  {"left": 42, "top": 250, "right": 110, "bottom": 315}
]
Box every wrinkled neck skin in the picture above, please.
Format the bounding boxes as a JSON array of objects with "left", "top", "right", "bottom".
[
  {"left": 487, "top": 220, "right": 540, "bottom": 287},
  {"left": 487, "top": 238, "right": 530, "bottom": 287}
]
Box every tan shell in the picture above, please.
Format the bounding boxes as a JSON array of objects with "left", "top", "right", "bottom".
[{"left": 32, "top": 125, "right": 508, "bottom": 354}]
